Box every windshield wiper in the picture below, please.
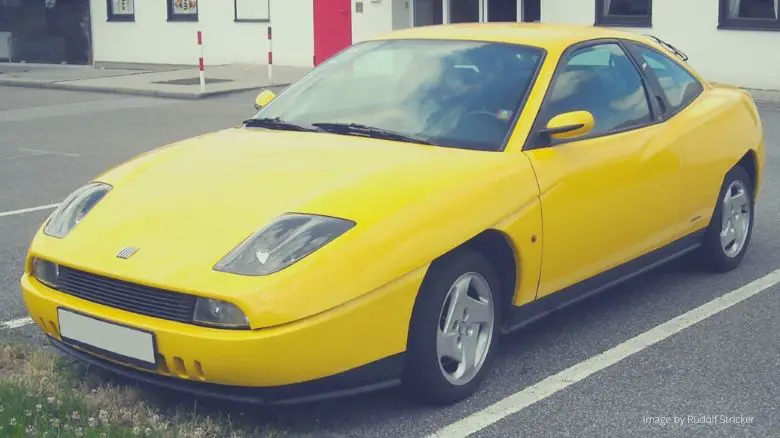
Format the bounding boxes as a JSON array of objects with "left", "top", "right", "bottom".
[
  {"left": 311, "top": 122, "right": 433, "bottom": 145},
  {"left": 243, "top": 117, "right": 322, "bottom": 133}
]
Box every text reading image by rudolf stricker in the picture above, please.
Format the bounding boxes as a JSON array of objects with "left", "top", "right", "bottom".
[{"left": 643, "top": 414, "right": 755, "bottom": 426}]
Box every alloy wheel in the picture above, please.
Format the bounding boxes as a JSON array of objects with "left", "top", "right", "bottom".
[
  {"left": 436, "top": 272, "right": 495, "bottom": 386},
  {"left": 720, "top": 179, "right": 751, "bottom": 258}
]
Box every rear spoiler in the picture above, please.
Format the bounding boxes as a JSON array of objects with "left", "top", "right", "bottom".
[{"left": 643, "top": 34, "right": 689, "bottom": 62}]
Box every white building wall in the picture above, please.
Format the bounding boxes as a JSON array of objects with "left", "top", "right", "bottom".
[
  {"left": 540, "top": 0, "right": 590, "bottom": 25},
  {"left": 90, "top": 0, "right": 313, "bottom": 68},
  {"left": 352, "top": 0, "right": 397, "bottom": 44},
  {"left": 88, "top": 0, "right": 780, "bottom": 90},
  {"left": 392, "top": 0, "right": 413, "bottom": 30},
  {"left": 541, "top": 0, "right": 780, "bottom": 90},
  {"left": 270, "top": 0, "right": 314, "bottom": 67}
]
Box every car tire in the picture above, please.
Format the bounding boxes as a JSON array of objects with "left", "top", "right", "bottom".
[
  {"left": 402, "top": 249, "right": 502, "bottom": 405},
  {"left": 696, "top": 165, "right": 755, "bottom": 273}
]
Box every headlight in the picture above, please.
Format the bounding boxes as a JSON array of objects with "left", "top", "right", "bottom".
[
  {"left": 214, "top": 213, "right": 355, "bottom": 276},
  {"left": 44, "top": 182, "right": 112, "bottom": 238},
  {"left": 31, "top": 258, "right": 60, "bottom": 288},
  {"left": 193, "top": 298, "right": 249, "bottom": 329}
]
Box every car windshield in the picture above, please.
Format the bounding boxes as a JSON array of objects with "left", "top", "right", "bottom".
[{"left": 250, "top": 39, "right": 545, "bottom": 151}]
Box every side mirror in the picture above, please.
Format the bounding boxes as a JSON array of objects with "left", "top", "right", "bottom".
[
  {"left": 254, "top": 89, "right": 277, "bottom": 110},
  {"left": 540, "top": 110, "right": 595, "bottom": 141}
]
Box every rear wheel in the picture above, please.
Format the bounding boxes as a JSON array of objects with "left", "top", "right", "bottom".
[
  {"left": 696, "top": 165, "right": 754, "bottom": 272},
  {"left": 402, "top": 250, "right": 502, "bottom": 405}
]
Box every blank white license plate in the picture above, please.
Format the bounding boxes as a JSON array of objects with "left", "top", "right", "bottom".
[{"left": 57, "top": 308, "right": 156, "bottom": 367}]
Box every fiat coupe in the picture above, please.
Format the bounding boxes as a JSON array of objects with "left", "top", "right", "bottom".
[{"left": 21, "top": 23, "right": 764, "bottom": 406}]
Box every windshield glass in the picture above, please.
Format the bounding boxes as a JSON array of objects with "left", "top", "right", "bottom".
[{"left": 251, "top": 39, "right": 545, "bottom": 151}]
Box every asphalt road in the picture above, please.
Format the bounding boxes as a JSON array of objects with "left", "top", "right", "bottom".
[{"left": 1, "top": 86, "right": 778, "bottom": 438}]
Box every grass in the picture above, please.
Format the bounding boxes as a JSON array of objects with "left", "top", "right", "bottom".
[{"left": 0, "top": 343, "right": 283, "bottom": 437}]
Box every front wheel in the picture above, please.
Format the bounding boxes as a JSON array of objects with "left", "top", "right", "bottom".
[
  {"left": 696, "top": 165, "right": 755, "bottom": 272},
  {"left": 402, "top": 250, "right": 502, "bottom": 405}
]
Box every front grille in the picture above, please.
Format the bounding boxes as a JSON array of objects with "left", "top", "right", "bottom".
[{"left": 56, "top": 266, "right": 197, "bottom": 323}]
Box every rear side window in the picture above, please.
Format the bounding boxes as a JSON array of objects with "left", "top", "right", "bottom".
[{"left": 631, "top": 44, "right": 703, "bottom": 114}]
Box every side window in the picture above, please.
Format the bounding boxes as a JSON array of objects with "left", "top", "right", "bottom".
[
  {"left": 631, "top": 44, "right": 703, "bottom": 113},
  {"left": 541, "top": 43, "right": 652, "bottom": 138}
]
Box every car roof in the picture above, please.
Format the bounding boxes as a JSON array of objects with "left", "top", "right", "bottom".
[{"left": 370, "top": 22, "right": 652, "bottom": 52}]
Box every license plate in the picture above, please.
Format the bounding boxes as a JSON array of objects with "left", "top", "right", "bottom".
[{"left": 57, "top": 308, "right": 157, "bottom": 368}]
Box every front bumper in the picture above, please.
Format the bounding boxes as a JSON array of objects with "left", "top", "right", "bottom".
[
  {"left": 48, "top": 336, "right": 403, "bottom": 405},
  {"left": 21, "top": 269, "right": 424, "bottom": 404}
]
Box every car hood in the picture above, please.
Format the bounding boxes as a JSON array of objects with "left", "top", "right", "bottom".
[
  {"left": 31, "top": 126, "right": 533, "bottom": 328},
  {"left": 85, "top": 127, "right": 505, "bottom": 249}
]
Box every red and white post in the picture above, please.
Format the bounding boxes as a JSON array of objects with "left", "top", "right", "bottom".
[
  {"left": 197, "top": 30, "right": 205, "bottom": 93},
  {"left": 267, "top": 26, "right": 274, "bottom": 84}
]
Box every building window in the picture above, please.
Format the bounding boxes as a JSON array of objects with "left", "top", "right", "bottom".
[
  {"left": 167, "top": 0, "right": 198, "bottom": 22},
  {"left": 107, "top": 0, "right": 134, "bottom": 22},
  {"left": 414, "top": 0, "right": 444, "bottom": 26},
  {"left": 234, "top": 0, "right": 270, "bottom": 23},
  {"left": 719, "top": 0, "right": 780, "bottom": 30},
  {"left": 595, "top": 0, "right": 652, "bottom": 27}
]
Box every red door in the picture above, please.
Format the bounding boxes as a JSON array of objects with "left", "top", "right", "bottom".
[{"left": 313, "top": 0, "right": 353, "bottom": 66}]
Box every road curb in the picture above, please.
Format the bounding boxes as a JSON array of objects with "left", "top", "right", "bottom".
[
  {"left": 0, "top": 78, "right": 291, "bottom": 99},
  {"left": 4, "top": 76, "right": 778, "bottom": 105}
]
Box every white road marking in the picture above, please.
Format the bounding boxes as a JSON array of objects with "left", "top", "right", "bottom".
[
  {"left": 0, "top": 203, "right": 59, "bottom": 218},
  {"left": 1, "top": 317, "right": 33, "bottom": 329},
  {"left": 19, "top": 148, "right": 80, "bottom": 157},
  {"left": 427, "top": 268, "right": 780, "bottom": 438}
]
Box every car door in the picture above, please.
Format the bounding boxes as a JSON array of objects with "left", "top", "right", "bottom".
[
  {"left": 623, "top": 41, "right": 714, "bottom": 238},
  {"left": 522, "top": 41, "right": 687, "bottom": 299}
]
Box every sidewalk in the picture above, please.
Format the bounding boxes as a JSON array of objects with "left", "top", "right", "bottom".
[
  {"left": 748, "top": 88, "right": 780, "bottom": 107},
  {"left": 0, "top": 62, "right": 310, "bottom": 99},
  {"left": 2, "top": 61, "right": 780, "bottom": 105}
]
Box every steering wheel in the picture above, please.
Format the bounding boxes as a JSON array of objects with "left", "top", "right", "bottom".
[{"left": 452, "top": 110, "right": 512, "bottom": 150}]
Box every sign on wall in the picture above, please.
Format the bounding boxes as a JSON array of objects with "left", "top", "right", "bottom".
[
  {"left": 168, "top": 0, "right": 197, "bottom": 21},
  {"left": 172, "top": 0, "right": 198, "bottom": 15},
  {"left": 108, "top": 0, "right": 134, "bottom": 21},
  {"left": 111, "top": 0, "right": 134, "bottom": 15},
  {"left": 235, "top": 0, "right": 270, "bottom": 21}
]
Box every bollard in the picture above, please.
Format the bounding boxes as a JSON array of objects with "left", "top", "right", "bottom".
[
  {"left": 197, "top": 30, "right": 205, "bottom": 93},
  {"left": 267, "top": 26, "right": 273, "bottom": 84}
]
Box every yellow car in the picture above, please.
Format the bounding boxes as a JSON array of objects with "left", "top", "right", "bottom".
[{"left": 21, "top": 23, "right": 764, "bottom": 406}]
